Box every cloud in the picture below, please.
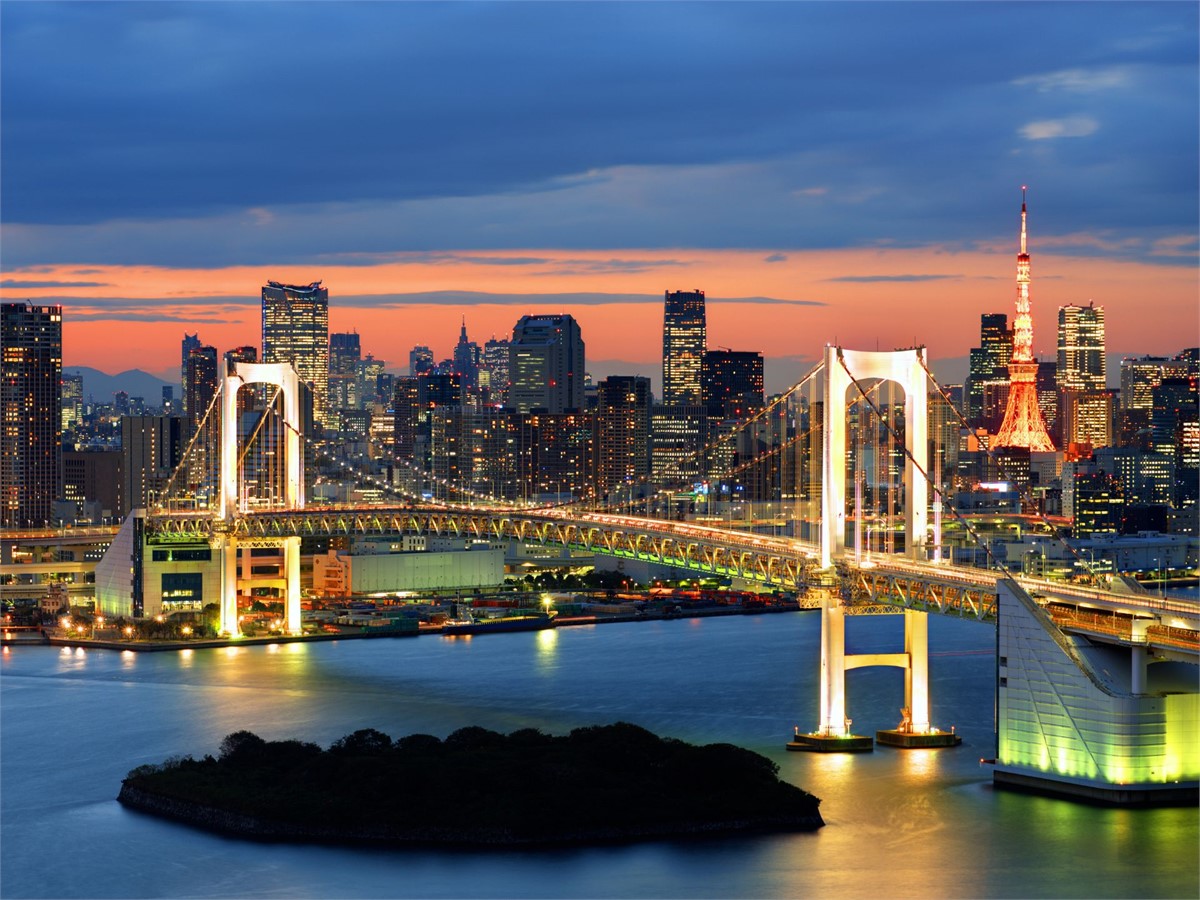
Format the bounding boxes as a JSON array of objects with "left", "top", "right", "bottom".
[
  {"left": 1019, "top": 116, "right": 1099, "bottom": 140},
  {"left": 824, "top": 274, "right": 959, "bottom": 283},
  {"left": 764, "top": 253, "right": 788, "bottom": 263},
  {"left": 1149, "top": 234, "right": 1199, "bottom": 258},
  {"left": 0, "top": 279, "right": 109, "bottom": 288},
  {"left": 0, "top": 3, "right": 1194, "bottom": 271},
  {"left": 1012, "top": 67, "right": 1130, "bottom": 93},
  {"left": 330, "top": 291, "right": 825, "bottom": 309}
]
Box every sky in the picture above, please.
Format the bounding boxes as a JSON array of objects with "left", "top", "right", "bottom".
[{"left": 2, "top": 1, "right": 1197, "bottom": 393}]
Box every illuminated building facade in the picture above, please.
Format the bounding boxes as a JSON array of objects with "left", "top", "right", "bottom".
[
  {"left": 650, "top": 405, "right": 707, "bottom": 487},
  {"left": 409, "top": 345, "right": 434, "bottom": 376},
  {"left": 61, "top": 373, "right": 84, "bottom": 435},
  {"left": 261, "top": 280, "right": 330, "bottom": 429},
  {"left": 185, "top": 345, "right": 219, "bottom": 432},
  {"left": 481, "top": 337, "right": 511, "bottom": 406},
  {"left": 1057, "top": 302, "right": 1106, "bottom": 393},
  {"left": 1, "top": 302, "right": 62, "bottom": 527},
  {"left": 513, "top": 411, "right": 593, "bottom": 502},
  {"left": 180, "top": 333, "right": 201, "bottom": 415},
  {"left": 121, "top": 415, "right": 187, "bottom": 512},
  {"left": 702, "top": 350, "right": 764, "bottom": 420},
  {"left": 329, "top": 332, "right": 362, "bottom": 414},
  {"left": 994, "top": 190, "right": 1055, "bottom": 452},
  {"left": 662, "top": 289, "right": 706, "bottom": 405},
  {"left": 453, "top": 319, "right": 481, "bottom": 394},
  {"left": 507, "top": 314, "right": 584, "bottom": 413},
  {"left": 1060, "top": 389, "right": 1115, "bottom": 451},
  {"left": 966, "top": 313, "right": 1011, "bottom": 426},
  {"left": 594, "top": 376, "right": 651, "bottom": 497}
]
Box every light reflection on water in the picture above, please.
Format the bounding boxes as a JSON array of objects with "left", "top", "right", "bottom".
[{"left": 1, "top": 615, "right": 1196, "bottom": 900}]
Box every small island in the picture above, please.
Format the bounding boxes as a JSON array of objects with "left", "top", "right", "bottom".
[{"left": 118, "top": 723, "right": 823, "bottom": 846}]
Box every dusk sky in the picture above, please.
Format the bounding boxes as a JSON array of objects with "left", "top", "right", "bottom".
[{"left": 2, "top": 1, "right": 1196, "bottom": 393}]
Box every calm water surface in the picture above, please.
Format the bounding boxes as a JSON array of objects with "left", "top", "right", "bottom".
[{"left": 2, "top": 613, "right": 1196, "bottom": 899}]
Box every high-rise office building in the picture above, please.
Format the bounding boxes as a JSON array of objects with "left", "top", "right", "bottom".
[
  {"left": 1060, "top": 390, "right": 1115, "bottom": 451},
  {"left": 61, "top": 373, "right": 84, "bottom": 434},
  {"left": 180, "top": 333, "right": 201, "bottom": 415},
  {"left": 1120, "top": 355, "right": 1189, "bottom": 413},
  {"left": 702, "top": 350, "right": 765, "bottom": 420},
  {"left": 453, "top": 319, "right": 480, "bottom": 393},
  {"left": 1057, "top": 302, "right": 1106, "bottom": 393},
  {"left": 63, "top": 449, "right": 125, "bottom": 520},
  {"left": 409, "top": 346, "right": 434, "bottom": 376},
  {"left": 225, "top": 346, "right": 257, "bottom": 370},
  {"left": 185, "top": 345, "right": 219, "bottom": 430},
  {"left": 994, "top": 189, "right": 1055, "bottom": 451},
  {"left": 650, "top": 405, "right": 708, "bottom": 487},
  {"left": 121, "top": 415, "right": 187, "bottom": 512},
  {"left": 1, "top": 302, "right": 62, "bottom": 527},
  {"left": 360, "top": 354, "right": 388, "bottom": 407},
  {"left": 595, "top": 376, "right": 651, "bottom": 497},
  {"left": 329, "top": 332, "right": 362, "bottom": 413},
  {"left": 662, "top": 290, "right": 706, "bottom": 405},
  {"left": 481, "top": 337, "right": 511, "bottom": 406},
  {"left": 513, "top": 411, "right": 593, "bottom": 503},
  {"left": 508, "top": 314, "right": 585, "bottom": 413},
  {"left": 261, "top": 280, "right": 330, "bottom": 428},
  {"left": 966, "top": 313, "right": 1011, "bottom": 426}
]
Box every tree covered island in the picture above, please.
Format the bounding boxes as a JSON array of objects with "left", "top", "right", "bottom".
[{"left": 118, "top": 723, "right": 824, "bottom": 846}]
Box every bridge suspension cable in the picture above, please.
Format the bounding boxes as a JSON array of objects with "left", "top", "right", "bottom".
[{"left": 916, "top": 355, "right": 1106, "bottom": 583}]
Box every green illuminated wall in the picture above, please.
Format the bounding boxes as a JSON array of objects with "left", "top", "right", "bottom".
[{"left": 996, "top": 580, "right": 1199, "bottom": 792}]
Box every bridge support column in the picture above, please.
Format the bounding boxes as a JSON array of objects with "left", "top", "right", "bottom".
[
  {"left": 1130, "top": 646, "right": 1147, "bottom": 694},
  {"left": 789, "top": 592, "right": 873, "bottom": 752},
  {"left": 219, "top": 536, "right": 240, "bottom": 637},
  {"left": 819, "top": 598, "right": 847, "bottom": 736},
  {"left": 905, "top": 610, "right": 930, "bottom": 733},
  {"left": 284, "top": 536, "right": 301, "bottom": 635}
]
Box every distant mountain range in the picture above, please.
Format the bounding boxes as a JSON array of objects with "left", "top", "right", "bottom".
[{"left": 63, "top": 367, "right": 175, "bottom": 404}]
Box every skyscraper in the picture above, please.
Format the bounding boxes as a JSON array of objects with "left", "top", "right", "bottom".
[
  {"left": 966, "top": 313, "right": 1011, "bottom": 426},
  {"left": 662, "top": 290, "right": 706, "bottom": 405},
  {"left": 453, "top": 318, "right": 480, "bottom": 393},
  {"left": 61, "top": 373, "right": 84, "bottom": 435},
  {"left": 994, "top": 189, "right": 1055, "bottom": 452},
  {"left": 121, "top": 415, "right": 187, "bottom": 512},
  {"left": 595, "top": 376, "right": 651, "bottom": 496},
  {"left": 702, "top": 350, "right": 765, "bottom": 420},
  {"left": 185, "top": 345, "right": 219, "bottom": 430},
  {"left": 261, "top": 280, "right": 330, "bottom": 428},
  {"left": 481, "top": 337, "right": 511, "bottom": 406},
  {"left": 329, "top": 332, "right": 362, "bottom": 413},
  {"left": 409, "top": 346, "right": 434, "bottom": 376},
  {"left": 1057, "top": 302, "right": 1106, "bottom": 393},
  {"left": 508, "top": 314, "right": 585, "bottom": 413},
  {"left": 180, "top": 333, "right": 201, "bottom": 415},
  {"left": 1, "top": 302, "right": 62, "bottom": 526}
]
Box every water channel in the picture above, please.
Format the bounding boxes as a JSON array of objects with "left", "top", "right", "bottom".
[{"left": 2, "top": 612, "right": 1196, "bottom": 898}]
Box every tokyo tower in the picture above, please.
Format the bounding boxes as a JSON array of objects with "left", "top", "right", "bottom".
[{"left": 993, "top": 187, "right": 1055, "bottom": 451}]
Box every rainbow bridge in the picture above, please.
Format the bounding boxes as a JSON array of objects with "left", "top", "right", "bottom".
[{"left": 94, "top": 348, "right": 1198, "bottom": 805}]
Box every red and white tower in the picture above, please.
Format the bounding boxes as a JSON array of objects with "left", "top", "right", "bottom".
[{"left": 994, "top": 187, "right": 1055, "bottom": 451}]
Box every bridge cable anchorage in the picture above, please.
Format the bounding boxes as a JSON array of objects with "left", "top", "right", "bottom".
[{"left": 915, "top": 355, "right": 1105, "bottom": 585}]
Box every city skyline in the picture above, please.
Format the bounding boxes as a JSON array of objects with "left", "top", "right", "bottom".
[{"left": 1, "top": 2, "right": 1196, "bottom": 384}]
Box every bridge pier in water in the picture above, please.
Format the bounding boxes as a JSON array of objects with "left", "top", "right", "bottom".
[{"left": 791, "top": 586, "right": 960, "bottom": 752}]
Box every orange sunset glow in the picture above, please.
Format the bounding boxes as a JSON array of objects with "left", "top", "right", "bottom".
[{"left": 3, "top": 246, "right": 1195, "bottom": 381}]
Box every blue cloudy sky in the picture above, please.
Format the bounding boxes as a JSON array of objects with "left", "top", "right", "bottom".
[{"left": 1, "top": 1, "right": 1196, "bottom": 384}]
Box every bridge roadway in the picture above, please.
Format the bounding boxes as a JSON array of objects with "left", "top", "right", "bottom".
[{"left": 145, "top": 504, "right": 1199, "bottom": 648}]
